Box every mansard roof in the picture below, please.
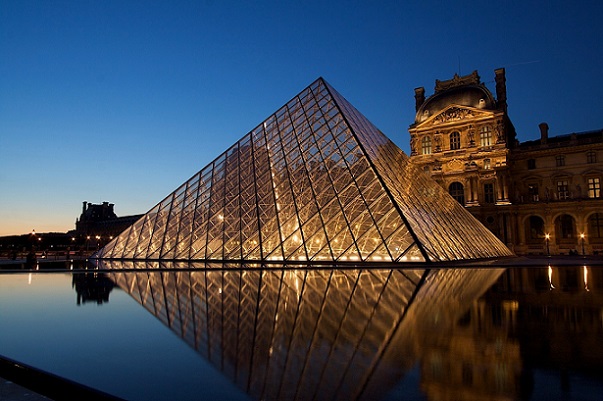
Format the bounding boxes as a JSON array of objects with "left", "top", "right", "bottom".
[
  {"left": 414, "top": 71, "right": 499, "bottom": 125},
  {"left": 93, "top": 78, "right": 512, "bottom": 263}
]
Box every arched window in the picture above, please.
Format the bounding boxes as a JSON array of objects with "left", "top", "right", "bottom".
[
  {"left": 555, "top": 214, "right": 576, "bottom": 242},
  {"left": 449, "top": 182, "right": 465, "bottom": 205},
  {"left": 449, "top": 132, "right": 461, "bottom": 150},
  {"left": 480, "top": 126, "right": 492, "bottom": 147},
  {"left": 421, "top": 136, "right": 432, "bottom": 155},
  {"left": 588, "top": 213, "right": 603, "bottom": 238},
  {"left": 526, "top": 216, "right": 545, "bottom": 242}
]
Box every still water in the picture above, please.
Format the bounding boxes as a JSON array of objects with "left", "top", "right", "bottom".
[{"left": 1, "top": 262, "right": 603, "bottom": 400}]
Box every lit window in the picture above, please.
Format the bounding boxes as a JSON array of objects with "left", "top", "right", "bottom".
[
  {"left": 588, "top": 177, "right": 601, "bottom": 198},
  {"left": 450, "top": 132, "right": 461, "bottom": 150},
  {"left": 449, "top": 182, "right": 465, "bottom": 205},
  {"left": 557, "top": 180, "right": 569, "bottom": 200},
  {"left": 484, "top": 159, "right": 491, "bottom": 170},
  {"left": 484, "top": 183, "right": 495, "bottom": 203},
  {"left": 587, "top": 151, "right": 597, "bottom": 164},
  {"left": 421, "top": 136, "right": 432, "bottom": 155},
  {"left": 556, "top": 155, "right": 565, "bottom": 167},
  {"left": 480, "top": 126, "right": 492, "bottom": 147}
]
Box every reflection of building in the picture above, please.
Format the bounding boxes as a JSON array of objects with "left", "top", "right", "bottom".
[
  {"left": 75, "top": 201, "right": 143, "bottom": 239},
  {"left": 488, "top": 267, "right": 603, "bottom": 390},
  {"left": 96, "top": 78, "right": 511, "bottom": 263},
  {"left": 409, "top": 69, "right": 603, "bottom": 255},
  {"left": 419, "top": 265, "right": 603, "bottom": 400},
  {"left": 72, "top": 272, "right": 115, "bottom": 305}
]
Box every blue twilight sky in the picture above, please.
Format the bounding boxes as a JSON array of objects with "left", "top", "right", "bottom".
[{"left": 1, "top": 1, "right": 603, "bottom": 236}]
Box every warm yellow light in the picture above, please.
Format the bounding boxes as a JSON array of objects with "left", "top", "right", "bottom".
[
  {"left": 548, "top": 265, "right": 555, "bottom": 290},
  {"left": 545, "top": 234, "right": 550, "bottom": 240},
  {"left": 581, "top": 233, "right": 585, "bottom": 239}
]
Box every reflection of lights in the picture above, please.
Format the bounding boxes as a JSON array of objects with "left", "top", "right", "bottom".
[
  {"left": 28, "top": 273, "right": 32, "bottom": 285},
  {"left": 548, "top": 265, "right": 555, "bottom": 290},
  {"left": 584, "top": 265, "right": 590, "bottom": 291},
  {"left": 502, "top": 300, "right": 519, "bottom": 311}
]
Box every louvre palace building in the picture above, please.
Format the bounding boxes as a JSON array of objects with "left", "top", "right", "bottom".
[{"left": 408, "top": 68, "right": 603, "bottom": 256}]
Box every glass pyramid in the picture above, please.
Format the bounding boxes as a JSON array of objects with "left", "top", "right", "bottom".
[{"left": 94, "top": 78, "right": 512, "bottom": 263}]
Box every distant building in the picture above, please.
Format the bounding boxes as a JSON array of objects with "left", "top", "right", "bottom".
[
  {"left": 75, "top": 201, "right": 142, "bottom": 239},
  {"left": 408, "top": 69, "right": 603, "bottom": 255}
]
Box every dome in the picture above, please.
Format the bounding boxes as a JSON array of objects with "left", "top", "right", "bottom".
[{"left": 416, "top": 85, "right": 496, "bottom": 123}]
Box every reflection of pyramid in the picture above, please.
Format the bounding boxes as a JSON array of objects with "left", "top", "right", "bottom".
[
  {"left": 104, "top": 261, "right": 504, "bottom": 400},
  {"left": 95, "top": 78, "right": 512, "bottom": 262}
]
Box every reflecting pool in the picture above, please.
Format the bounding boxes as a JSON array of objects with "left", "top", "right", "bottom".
[{"left": 1, "top": 262, "right": 603, "bottom": 400}]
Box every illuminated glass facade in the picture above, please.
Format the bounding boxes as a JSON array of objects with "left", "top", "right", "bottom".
[{"left": 94, "top": 78, "right": 512, "bottom": 262}]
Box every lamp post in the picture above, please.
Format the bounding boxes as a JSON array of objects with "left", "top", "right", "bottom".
[
  {"left": 545, "top": 234, "right": 550, "bottom": 256},
  {"left": 580, "top": 233, "right": 585, "bottom": 256}
]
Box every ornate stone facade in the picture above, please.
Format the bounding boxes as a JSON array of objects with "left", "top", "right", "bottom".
[{"left": 409, "top": 69, "right": 603, "bottom": 255}]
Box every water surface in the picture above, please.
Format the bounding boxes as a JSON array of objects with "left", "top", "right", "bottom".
[{"left": 1, "top": 262, "right": 602, "bottom": 400}]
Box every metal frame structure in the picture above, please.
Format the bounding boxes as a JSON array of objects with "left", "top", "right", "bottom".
[{"left": 94, "top": 78, "right": 512, "bottom": 263}]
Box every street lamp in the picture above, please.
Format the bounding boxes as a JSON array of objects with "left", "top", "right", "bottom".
[
  {"left": 545, "top": 234, "right": 550, "bottom": 256},
  {"left": 580, "top": 233, "right": 585, "bottom": 256}
]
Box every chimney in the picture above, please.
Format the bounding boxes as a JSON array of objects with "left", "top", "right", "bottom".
[
  {"left": 539, "top": 122, "right": 549, "bottom": 144},
  {"left": 82, "top": 201, "right": 87, "bottom": 214},
  {"left": 494, "top": 68, "right": 507, "bottom": 112},
  {"left": 414, "top": 87, "right": 425, "bottom": 111}
]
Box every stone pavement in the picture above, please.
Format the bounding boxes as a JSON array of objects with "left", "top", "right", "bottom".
[{"left": 0, "top": 378, "right": 49, "bottom": 400}]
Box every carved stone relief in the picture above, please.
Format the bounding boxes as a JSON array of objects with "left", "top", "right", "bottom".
[{"left": 432, "top": 107, "right": 474, "bottom": 125}]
